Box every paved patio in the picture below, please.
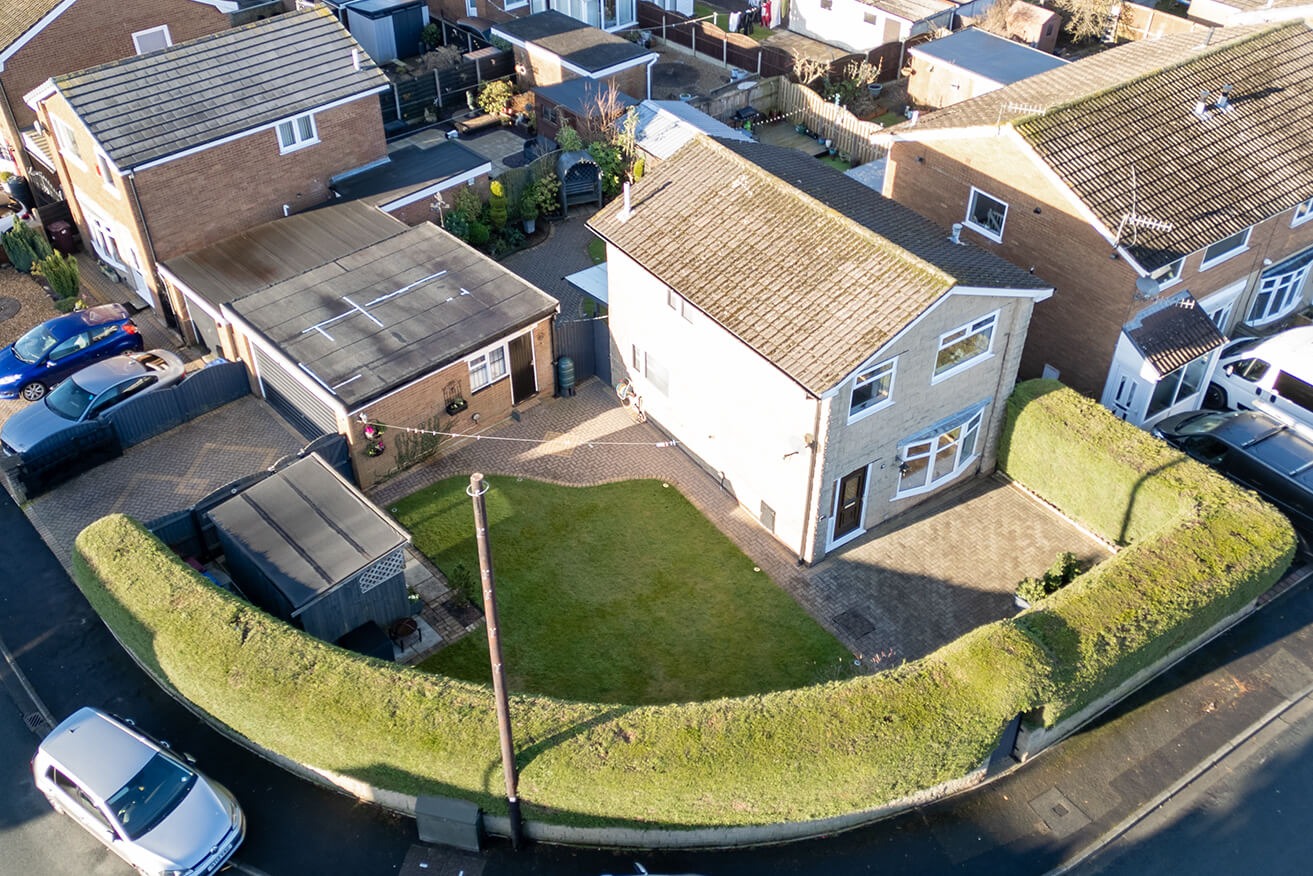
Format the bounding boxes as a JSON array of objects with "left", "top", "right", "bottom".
[{"left": 370, "top": 379, "right": 1111, "bottom": 664}]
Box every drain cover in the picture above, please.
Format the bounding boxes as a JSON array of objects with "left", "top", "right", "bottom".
[
  {"left": 833, "top": 608, "right": 875, "bottom": 638},
  {"left": 0, "top": 296, "right": 20, "bottom": 322},
  {"left": 24, "top": 712, "right": 51, "bottom": 733},
  {"left": 1029, "top": 787, "right": 1091, "bottom": 838}
]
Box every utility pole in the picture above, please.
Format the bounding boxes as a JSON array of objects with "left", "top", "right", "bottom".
[{"left": 468, "top": 472, "right": 523, "bottom": 849}]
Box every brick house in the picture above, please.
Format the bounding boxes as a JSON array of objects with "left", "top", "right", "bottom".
[
  {"left": 588, "top": 136, "right": 1052, "bottom": 563},
  {"left": 25, "top": 8, "right": 389, "bottom": 326},
  {"left": 882, "top": 23, "right": 1313, "bottom": 431},
  {"left": 160, "top": 201, "right": 559, "bottom": 487},
  {"left": 0, "top": 0, "right": 287, "bottom": 200},
  {"left": 491, "top": 11, "right": 655, "bottom": 97}
]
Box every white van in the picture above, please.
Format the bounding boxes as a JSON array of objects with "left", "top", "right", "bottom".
[{"left": 1205, "top": 326, "right": 1313, "bottom": 439}]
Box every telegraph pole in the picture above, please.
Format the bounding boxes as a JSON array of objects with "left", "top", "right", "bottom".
[{"left": 467, "top": 472, "right": 523, "bottom": 849}]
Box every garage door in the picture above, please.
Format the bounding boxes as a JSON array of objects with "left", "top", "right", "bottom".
[{"left": 252, "top": 346, "right": 337, "bottom": 439}]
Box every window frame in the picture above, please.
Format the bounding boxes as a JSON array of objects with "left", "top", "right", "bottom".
[
  {"left": 51, "top": 116, "right": 84, "bottom": 167},
  {"left": 1293, "top": 196, "right": 1313, "bottom": 228},
  {"left": 848, "top": 358, "right": 896, "bottom": 421},
  {"left": 94, "top": 150, "right": 118, "bottom": 195},
  {"left": 644, "top": 351, "right": 670, "bottom": 396},
  {"left": 467, "top": 342, "right": 509, "bottom": 392},
  {"left": 276, "top": 113, "right": 319, "bottom": 154},
  {"left": 1152, "top": 258, "right": 1185, "bottom": 288},
  {"left": 932, "top": 312, "right": 998, "bottom": 382},
  {"left": 131, "top": 25, "right": 172, "bottom": 55},
  {"left": 1200, "top": 227, "right": 1252, "bottom": 269},
  {"left": 1247, "top": 252, "right": 1313, "bottom": 326},
  {"left": 895, "top": 409, "right": 984, "bottom": 498},
  {"left": 666, "top": 289, "right": 692, "bottom": 322},
  {"left": 964, "top": 187, "right": 1008, "bottom": 243},
  {"left": 1145, "top": 354, "right": 1211, "bottom": 419}
]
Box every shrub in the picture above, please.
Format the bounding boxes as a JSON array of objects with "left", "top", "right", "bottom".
[
  {"left": 519, "top": 190, "right": 539, "bottom": 221},
  {"left": 487, "top": 180, "right": 507, "bottom": 230},
  {"left": 476, "top": 79, "right": 515, "bottom": 116},
  {"left": 2, "top": 219, "right": 52, "bottom": 273},
  {"left": 443, "top": 211, "right": 470, "bottom": 241},
  {"left": 421, "top": 22, "right": 441, "bottom": 50},
  {"left": 467, "top": 219, "right": 490, "bottom": 246},
  {"left": 531, "top": 173, "right": 561, "bottom": 217},
  {"left": 1016, "top": 551, "right": 1081, "bottom": 606},
  {"left": 587, "top": 140, "right": 624, "bottom": 198},
  {"left": 450, "top": 186, "right": 483, "bottom": 222},
  {"left": 34, "top": 251, "right": 80, "bottom": 299},
  {"left": 556, "top": 124, "right": 584, "bottom": 152}
]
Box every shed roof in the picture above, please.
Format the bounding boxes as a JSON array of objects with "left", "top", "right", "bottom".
[
  {"left": 858, "top": 0, "right": 956, "bottom": 23},
  {"left": 330, "top": 141, "right": 490, "bottom": 208},
  {"left": 49, "top": 8, "right": 388, "bottom": 169},
  {"left": 227, "top": 215, "right": 559, "bottom": 408},
  {"left": 535, "top": 77, "right": 641, "bottom": 116},
  {"left": 205, "top": 454, "right": 409, "bottom": 612},
  {"left": 492, "top": 10, "right": 654, "bottom": 72},
  {"left": 632, "top": 100, "right": 752, "bottom": 160},
  {"left": 908, "top": 28, "right": 1067, "bottom": 85},
  {"left": 588, "top": 137, "right": 1047, "bottom": 394}
]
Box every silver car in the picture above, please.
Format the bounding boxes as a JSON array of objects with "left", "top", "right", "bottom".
[
  {"left": 1, "top": 348, "right": 185, "bottom": 455},
  {"left": 32, "top": 707, "right": 245, "bottom": 876}
]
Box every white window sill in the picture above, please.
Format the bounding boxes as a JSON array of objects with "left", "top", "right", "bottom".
[
  {"left": 1200, "top": 246, "right": 1249, "bottom": 271},
  {"left": 930, "top": 351, "right": 995, "bottom": 385},
  {"left": 278, "top": 137, "right": 320, "bottom": 155},
  {"left": 847, "top": 398, "right": 893, "bottom": 425},
  {"left": 963, "top": 221, "right": 1003, "bottom": 244}
]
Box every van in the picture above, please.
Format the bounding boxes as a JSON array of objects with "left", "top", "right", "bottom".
[{"left": 1205, "top": 326, "right": 1313, "bottom": 440}]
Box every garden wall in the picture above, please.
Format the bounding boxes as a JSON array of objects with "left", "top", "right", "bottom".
[{"left": 70, "top": 381, "right": 1295, "bottom": 837}]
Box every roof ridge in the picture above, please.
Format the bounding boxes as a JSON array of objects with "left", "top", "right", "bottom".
[{"left": 697, "top": 136, "right": 956, "bottom": 289}]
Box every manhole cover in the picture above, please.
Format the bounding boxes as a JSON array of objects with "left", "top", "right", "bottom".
[
  {"left": 24, "top": 712, "right": 50, "bottom": 733},
  {"left": 651, "top": 61, "right": 699, "bottom": 90},
  {"left": 1029, "top": 787, "right": 1091, "bottom": 838},
  {"left": 833, "top": 608, "right": 875, "bottom": 638},
  {"left": 0, "top": 296, "right": 20, "bottom": 322}
]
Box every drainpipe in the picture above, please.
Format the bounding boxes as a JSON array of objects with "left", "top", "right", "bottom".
[
  {"left": 798, "top": 393, "right": 825, "bottom": 565},
  {"left": 645, "top": 55, "right": 657, "bottom": 101},
  {"left": 125, "top": 170, "right": 178, "bottom": 331}
]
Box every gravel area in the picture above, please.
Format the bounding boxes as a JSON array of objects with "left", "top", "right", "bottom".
[{"left": 0, "top": 266, "right": 58, "bottom": 349}]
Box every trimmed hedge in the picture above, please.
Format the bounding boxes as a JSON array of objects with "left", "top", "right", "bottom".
[
  {"left": 69, "top": 380, "right": 1294, "bottom": 828},
  {"left": 1000, "top": 380, "right": 1295, "bottom": 724}
]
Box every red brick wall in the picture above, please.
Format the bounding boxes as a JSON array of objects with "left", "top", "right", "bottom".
[
  {"left": 383, "top": 173, "right": 491, "bottom": 225},
  {"left": 132, "top": 98, "right": 387, "bottom": 262}
]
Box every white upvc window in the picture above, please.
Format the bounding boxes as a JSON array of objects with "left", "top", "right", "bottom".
[
  {"left": 933, "top": 312, "right": 997, "bottom": 381},
  {"left": 644, "top": 352, "right": 669, "bottom": 396},
  {"left": 468, "top": 343, "right": 508, "bottom": 391},
  {"left": 896, "top": 409, "right": 984, "bottom": 498},
  {"left": 1248, "top": 249, "right": 1313, "bottom": 326},
  {"left": 276, "top": 113, "right": 318, "bottom": 154},
  {"left": 666, "top": 289, "right": 691, "bottom": 322},
  {"left": 1200, "top": 227, "right": 1251, "bottom": 269},
  {"left": 1293, "top": 196, "right": 1313, "bottom": 228},
  {"left": 849, "top": 358, "right": 895, "bottom": 421},
  {"left": 1152, "top": 258, "right": 1185, "bottom": 288},
  {"left": 94, "top": 151, "right": 117, "bottom": 194},
  {"left": 51, "top": 116, "right": 83, "bottom": 166},
  {"left": 131, "top": 25, "right": 172, "bottom": 55},
  {"left": 965, "top": 187, "right": 1008, "bottom": 243},
  {"left": 1145, "top": 355, "right": 1210, "bottom": 419}
]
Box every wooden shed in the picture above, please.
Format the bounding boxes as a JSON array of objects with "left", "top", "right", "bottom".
[{"left": 205, "top": 453, "right": 411, "bottom": 643}]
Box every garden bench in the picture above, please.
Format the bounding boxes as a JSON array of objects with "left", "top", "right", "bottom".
[{"left": 451, "top": 112, "right": 502, "bottom": 136}]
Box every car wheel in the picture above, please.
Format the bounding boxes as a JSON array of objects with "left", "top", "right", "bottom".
[
  {"left": 19, "top": 381, "right": 46, "bottom": 402},
  {"left": 1202, "top": 382, "right": 1228, "bottom": 410}
]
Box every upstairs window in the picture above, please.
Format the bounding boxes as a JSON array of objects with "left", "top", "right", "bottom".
[
  {"left": 1200, "top": 227, "right": 1251, "bottom": 269},
  {"left": 933, "top": 313, "right": 997, "bottom": 380},
  {"left": 276, "top": 114, "right": 318, "bottom": 154},
  {"left": 131, "top": 25, "right": 172, "bottom": 55},
  {"left": 849, "top": 359, "right": 895, "bottom": 420},
  {"left": 965, "top": 188, "right": 1008, "bottom": 242},
  {"left": 94, "top": 151, "right": 117, "bottom": 192},
  {"left": 1294, "top": 196, "right": 1313, "bottom": 228},
  {"left": 51, "top": 117, "right": 83, "bottom": 165},
  {"left": 1152, "top": 258, "right": 1184, "bottom": 287}
]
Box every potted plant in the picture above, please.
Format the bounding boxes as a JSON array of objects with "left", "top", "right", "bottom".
[
  {"left": 445, "top": 397, "right": 468, "bottom": 415},
  {"left": 520, "top": 190, "right": 539, "bottom": 234},
  {"left": 364, "top": 439, "right": 386, "bottom": 458}
]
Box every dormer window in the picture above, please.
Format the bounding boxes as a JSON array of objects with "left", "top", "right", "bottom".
[
  {"left": 1294, "top": 196, "right": 1313, "bottom": 228},
  {"left": 1200, "top": 227, "right": 1251, "bottom": 269},
  {"left": 276, "top": 113, "right": 318, "bottom": 154}
]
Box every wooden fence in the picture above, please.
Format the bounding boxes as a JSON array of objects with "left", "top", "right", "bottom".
[
  {"left": 637, "top": 2, "right": 794, "bottom": 78},
  {"left": 775, "top": 79, "right": 888, "bottom": 166}
]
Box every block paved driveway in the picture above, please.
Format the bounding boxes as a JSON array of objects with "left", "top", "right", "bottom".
[{"left": 371, "top": 378, "right": 1111, "bottom": 664}]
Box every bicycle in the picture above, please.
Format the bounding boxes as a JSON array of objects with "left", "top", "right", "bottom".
[{"left": 615, "top": 379, "right": 647, "bottom": 423}]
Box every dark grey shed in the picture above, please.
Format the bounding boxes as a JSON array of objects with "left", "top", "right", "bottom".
[
  {"left": 205, "top": 453, "right": 411, "bottom": 643},
  {"left": 556, "top": 151, "right": 602, "bottom": 216}
]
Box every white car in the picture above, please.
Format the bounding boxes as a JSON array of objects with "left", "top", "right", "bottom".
[{"left": 32, "top": 707, "right": 245, "bottom": 876}]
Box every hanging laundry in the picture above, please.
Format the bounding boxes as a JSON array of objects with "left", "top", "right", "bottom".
[{"left": 728, "top": 11, "right": 741, "bottom": 33}]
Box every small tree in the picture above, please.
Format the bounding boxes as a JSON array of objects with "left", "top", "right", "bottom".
[
  {"left": 1051, "top": 0, "right": 1118, "bottom": 44},
  {"left": 531, "top": 172, "right": 561, "bottom": 217},
  {"left": 2, "top": 219, "right": 52, "bottom": 273},
  {"left": 476, "top": 79, "right": 515, "bottom": 115},
  {"left": 487, "top": 180, "right": 508, "bottom": 230},
  {"left": 555, "top": 124, "right": 584, "bottom": 152},
  {"left": 34, "top": 251, "right": 80, "bottom": 300}
]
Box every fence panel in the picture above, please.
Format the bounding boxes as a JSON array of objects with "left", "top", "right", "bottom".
[
  {"left": 106, "top": 360, "right": 250, "bottom": 448},
  {"left": 109, "top": 391, "right": 184, "bottom": 448},
  {"left": 14, "top": 420, "right": 120, "bottom": 499},
  {"left": 174, "top": 361, "right": 251, "bottom": 420},
  {"left": 554, "top": 318, "right": 600, "bottom": 386}
]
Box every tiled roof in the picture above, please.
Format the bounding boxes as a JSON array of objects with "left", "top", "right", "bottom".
[
  {"left": 858, "top": 0, "right": 956, "bottom": 22},
  {"left": 588, "top": 137, "right": 1047, "bottom": 394},
  {"left": 492, "top": 10, "right": 653, "bottom": 73},
  {"left": 1213, "top": 0, "right": 1311, "bottom": 11},
  {"left": 0, "top": 0, "right": 61, "bottom": 53},
  {"left": 906, "top": 23, "right": 1313, "bottom": 272},
  {"left": 51, "top": 8, "right": 388, "bottom": 170},
  {"left": 1124, "top": 291, "right": 1225, "bottom": 377}
]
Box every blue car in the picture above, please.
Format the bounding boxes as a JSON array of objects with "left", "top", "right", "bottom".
[{"left": 0, "top": 304, "right": 142, "bottom": 401}]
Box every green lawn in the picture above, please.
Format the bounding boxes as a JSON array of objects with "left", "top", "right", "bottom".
[
  {"left": 693, "top": 2, "right": 774, "bottom": 42},
  {"left": 392, "top": 476, "right": 855, "bottom": 705},
  {"left": 586, "top": 237, "right": 606, "bottom": 264}
]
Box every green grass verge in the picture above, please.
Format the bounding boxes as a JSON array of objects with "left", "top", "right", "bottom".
[
  {"left": 399, "top": 477, "right": 854, "bottom": 704},
  {"left": 587, "top": 237, "right": 606, "bottom": 264}
]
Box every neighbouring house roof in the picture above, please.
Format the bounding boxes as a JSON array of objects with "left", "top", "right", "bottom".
[
  {"left": 0, "top": 0, "right": 62, "bottom": 54},
  {"left": 857, "top": 0, "right": 956, "bottom": 23},
  {"left": 1124, "top": 291, "right": 1225, "bottom": 377},
  {"left": 492, "top": 10, "right": 654, "bottom": 73},
  {"left": 206, "top": 453, "right": 409, "bottom": 611},
  {"left": 631, "top": 99, "right": 751, "bottom": 160},
  {"left": 48, "top": 7, "right": 388, "bottom": 170},
  {"left": 1206, "top": 0, "right": 1312, "bottom": 12},
  {"left": 908, "top": 28, "right": 1066, "bottom": 85},
  {"left": 222, "top": 209, "right": 558, "bottom": 409},
  {"left": 903, "top": 23, "right": 1313, "bottom": 272},
  {"left": 587, "top": 136, "right": 1048, "bottom": 394},
  {"left": 536, "top": 78, "right": 640, "bottom": 118},
  {"left": 329, "top": 141, "right": 490, "bottom": 209}
]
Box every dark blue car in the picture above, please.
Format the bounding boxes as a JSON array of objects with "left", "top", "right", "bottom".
[{"left": 0, "top": 304, "right": 143, "bottom": 401}]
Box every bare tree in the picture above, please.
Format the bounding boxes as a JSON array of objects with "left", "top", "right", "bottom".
[
  {"left": 1051, "top": 0, "right": 1118, "bottom": 44},
  {"left": 976, "top": 0, "right": 1016, "bottom": 39},
  {"left": 576, "top": 83, "right": 633, "bottom": 143},
  {"left": 792, "top": 56, "right": 829, "bottom": 88}
]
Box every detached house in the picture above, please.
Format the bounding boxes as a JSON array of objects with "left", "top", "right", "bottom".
[
  {"left": 883, "top": 23, "right": 1313, "bottom": 430},
  {"left": 0, "top": 0, "right": 285, "bottom": 195},
  {"left": 588, "top": 137, "right": 1052, "bottom": 563},
  {"left": 25, "top": 8, "right": 388, "bottom": 323}
]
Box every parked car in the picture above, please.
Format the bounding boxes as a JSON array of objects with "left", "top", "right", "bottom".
[
  {"left": 0, "top": 304, "right": 143, "bottom": 402},
  {"left": 0, "top": 349, "right": 185, "bottom": 455},
  {"left": 1204, "top": 326, "right": 1313, "bottom": 440},
  {"left": 32, "top": 707, "right": 245, "bottom": 876},
  {"left": 1154, "top": 409, "right": 1313, "bottom": 539}
]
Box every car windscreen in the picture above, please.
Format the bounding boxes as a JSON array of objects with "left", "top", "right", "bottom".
[
  {"left": 105, "top": 753, "right": 196, "bottom": 840},
  {"left": 44, "top": 376, "right": 96, "bottom": 420},
  {"left": 1219, "top": 336, "right": 1264, "bottom": 360},
  {"left": 12, "top": 323, "right": 58, "bottom": 363},
  {"left": 1174, "top": 413, "right": 1230, "bottom": 435}
]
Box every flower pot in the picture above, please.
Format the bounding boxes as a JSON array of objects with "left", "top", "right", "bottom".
[
  {"left": 445, "top": 398, "right": 468, "bottom": 416},
  {"left": 523, "top": 217, "right": 536, "bottom": 234}
]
